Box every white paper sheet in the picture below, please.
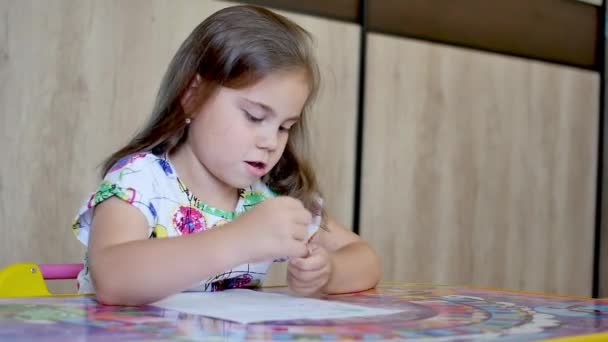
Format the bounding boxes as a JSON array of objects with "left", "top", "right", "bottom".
[{"left": 152, "top": 289, "right": 402, "bottom": 324}]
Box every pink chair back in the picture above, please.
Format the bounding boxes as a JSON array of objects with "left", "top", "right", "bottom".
[{"left": 38, "top": 264, "right": 83, "bottom": 280}]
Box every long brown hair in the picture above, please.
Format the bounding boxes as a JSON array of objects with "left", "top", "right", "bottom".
[{"left": 102, "top": 5, "right": 323, "bottom": 214}]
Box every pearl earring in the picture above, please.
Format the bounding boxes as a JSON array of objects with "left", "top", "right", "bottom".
[{"left": 185, "top": 117, "right": 191, "bottom": 125}]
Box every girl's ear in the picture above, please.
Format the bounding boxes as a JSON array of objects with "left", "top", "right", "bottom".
[{"left": 180, "top": 74, "right": 203, "bottom": 114}]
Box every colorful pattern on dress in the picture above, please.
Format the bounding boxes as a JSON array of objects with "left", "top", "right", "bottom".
[
  {"left": 88, "top": 181, "right": 136, "bottom": 208},
  {"left": 172, "top": 206, "right": 207, "bottom": 234},
  {"left": 108, "top": 153, "right": 147, "bottom": 173},
  {"left": 242, "top": 190, "right": 268, "bottom": 211},
  {"left": 202, "top": 265, "right": 266, "bottom": 292},
  {"left": 2, "top": 284, "right": 608, "bottom": 341}
]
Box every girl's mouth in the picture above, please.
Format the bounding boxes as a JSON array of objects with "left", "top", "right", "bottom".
[
  {"left": 245, "top": 161, "right": 266, "bottom": 169},
  {"left": 245, "top": 161, "right": 267, "bottom": 176}
]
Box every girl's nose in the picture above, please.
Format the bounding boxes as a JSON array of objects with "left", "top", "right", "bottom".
[{"left": 256, "top": 131, "right": 279, "bottom": 151}]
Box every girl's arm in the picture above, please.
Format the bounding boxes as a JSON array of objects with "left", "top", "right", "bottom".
[
  {"left": 313, "top": 218, "right": 382, "bottom": 294},
  {"left": 87, "top": 198, "right": 254, "bottom": 305}
]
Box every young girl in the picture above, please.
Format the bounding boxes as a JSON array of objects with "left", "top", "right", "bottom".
[{"left": 72, "top": 5, "right": 381, "bottom": 306}]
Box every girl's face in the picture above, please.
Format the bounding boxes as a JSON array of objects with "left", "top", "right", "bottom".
[{"left": 185, "top": 70, "right": 310, "bottom": 189}]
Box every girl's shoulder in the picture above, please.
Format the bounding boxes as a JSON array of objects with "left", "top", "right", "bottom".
[
  {"left": 105, "top": 151, "right": 174, "bottom": 181},
  {"left": 97, "top": 151, "right": 177, "bottom": 207},
  {"left": 73, "top": 152, "right": 176, "bottom": 245}
]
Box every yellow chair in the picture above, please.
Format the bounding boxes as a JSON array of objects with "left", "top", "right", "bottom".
[{"left": 0, "top": 262, "right": 83, "bottom": 298}]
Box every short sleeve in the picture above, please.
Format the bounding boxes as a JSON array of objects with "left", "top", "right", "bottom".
[{"left": 72, "top": 153, "right": 160, "bottom": 246}]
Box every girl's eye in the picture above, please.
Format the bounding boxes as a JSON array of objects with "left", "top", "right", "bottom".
[
  {"left": 244, "top": 110, "right": 263, "bottom": 122},
  {"left": 279, "top": 126, "right": 291, "bottom": 132}
]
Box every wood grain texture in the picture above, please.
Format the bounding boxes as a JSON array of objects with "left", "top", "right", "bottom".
[
  {"left": 367, "top": 0, "right": 600, "bottom": 70},
  {"left": 235, "top": 0, "right": 359, "bottom": 22},
  {"left": 360, "top": 34, "right": 600, "bottom": 297},
  {"left": 0, "top": 1, "right": 358, "bottom": 290},
  {"left": 576, "top": 0, "right": 602, "bottom": 6}
]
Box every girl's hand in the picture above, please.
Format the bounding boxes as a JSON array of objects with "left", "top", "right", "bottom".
[
  {"left": 233, "top": 196, "right": 312, "bottom": 262},
  {"left": 287, "top": 244, "right": 332, "bottom": 297}
]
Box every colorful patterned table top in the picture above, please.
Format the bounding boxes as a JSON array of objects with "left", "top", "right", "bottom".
[{"left": 1, "top": 284, "right": 607, "bottom": 341}]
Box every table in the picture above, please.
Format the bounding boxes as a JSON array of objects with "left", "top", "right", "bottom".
[{"left": 1, "top": 283, "right": 607, "bottom": 341}]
